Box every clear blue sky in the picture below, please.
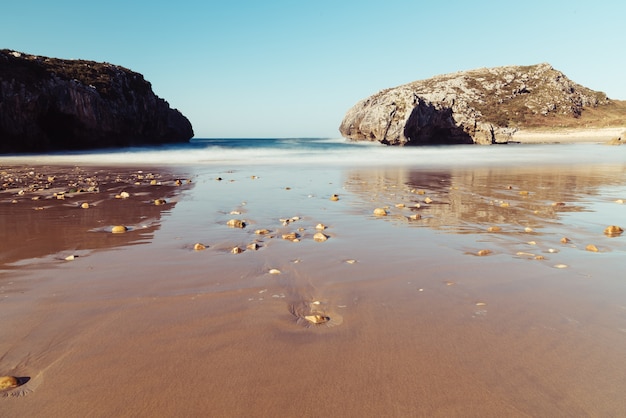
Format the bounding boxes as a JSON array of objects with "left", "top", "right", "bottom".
[{"left": 3, "top": 0, "right": 625, "bottom": 138}]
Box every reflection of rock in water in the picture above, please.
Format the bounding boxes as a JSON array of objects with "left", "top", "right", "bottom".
[
  {"left": 344, "top": 165, "right": 626, "bottom": 232},
  {"left": 289, "top": 300, "right": 343, "bottom": 328}
]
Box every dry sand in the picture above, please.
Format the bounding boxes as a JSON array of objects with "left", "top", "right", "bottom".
[
  {"left": 1, "top": 159, "right": 626, "bottom": 417},
  {"left": 511, "top": 127, "right": 625, "bottom": 144}
]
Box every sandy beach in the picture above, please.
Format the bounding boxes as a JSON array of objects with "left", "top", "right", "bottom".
[
  {"left": 511, "top": 127, "right": 625, "bottom": 144},
  {"left": 1, "top": 144, "right": 626, "bottom": 416}
]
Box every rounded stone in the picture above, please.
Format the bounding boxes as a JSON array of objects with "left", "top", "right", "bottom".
[
  {"left": 154, "top": 199, "right": 166, "bottom": 205},
  {"left": 193, "top": 243, "right": 206, "bottom": 251},
  {"left": 81, "top": 202, "right": 90, "bottom": 209},
  {"left": 604, "top": 225, "right": 623, "bottom": 236},
  {"left": 330, "top": 194, "right": 339, "bottom": 201},
  {"left": 227, "top": 219, "right": 246, "bottom": 228},
  {"left": 487, "top": 226, "right": 502, "bottom": 232},
  {"left": 111, "top": 225, "right": 128, "bottom": 234},
  {"left": 585, "top": 244, "right": 599, "bottom": 252},
  {"left": 373, "top": 208, "right": 387, "bottom": 216},
  {"left": 477, "top": 249, "right": 492, "bottom": 256},
  {"left": 0, "top": 376, "right": 19, "bottom": 390},
  {"left": 313, "top": 232, "right": 328, "bottom": 242}
]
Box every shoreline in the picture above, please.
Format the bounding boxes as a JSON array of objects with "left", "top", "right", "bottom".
[{"left": 510, "top": 126, "right": 625, "bottom": 143}]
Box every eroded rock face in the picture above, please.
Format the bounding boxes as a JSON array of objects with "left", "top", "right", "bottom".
[
  {"left": 339, "top": 63, "right": 610, "bottom": 145},
  {"left": 0, "top": 50, "right": 194, "bottom": 153}
]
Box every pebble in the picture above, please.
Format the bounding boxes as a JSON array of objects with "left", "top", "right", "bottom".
[
  {"left": 519, "top": 191, "right": 530, "bottom": 196},
  {"left": 226, "top": 219, "right": 246, "bottom": 228},
  {"left": 424, "top": 197, "right": 433, "bottom": 204},
  {"left": 409, "top": 214, "right": 421, "bottom": 220},
  {"left": 269, "top": 269, "right": 281, "bottom": 275},
  {"left": 154, "top": 199, "right": 166, "bottom": 205},
  {"left": 487, "top": 226, "right": 502, "bottom": 232},
  {"left": 345, "top": 259, "right": 357, "bottom": 264},
  {"left": 604, "top": 225, "right": 623, "bottom": 236},
  {"left": 373, "top": 208, "right": 387, "bottom": 216},
  {"left": 81, "top": 202, "right": 90, "bottom": 209},
  {"left": 524, "top": 227, "right": 534, "bottom": 233},
  {"left": 282, "top": 232, "right": 299, "bottom": 241},
  {"left": 231, "top": 246, "right": 243, "bottom": 254},
  {"left": 255, "top": 229, "right": 271, "bottom": 235},
  {"left": 477, "top": 249, "right": 492, "bottom": 256},
  {"left": 534, "top": 255, "right": 546, "bottom": 260},
  {"left": 193, "top": 243, "right": 206, "bottom": 251},
  {"left": 246, "top": 242, "right": 260, "bottom": 251},
  {"left": 560, "top": 237, "right": 571, "bottom": 244},
  {"left": 395, "top": 203, "right": 405, "bottom": 208},
  {"left": 547, "top": 248, "right": 559, "bottom": 253},
  {"left": 475, "top": 302, "right": 487, "bottom": 306},
  {"left": 119, "top": 191, "right": 130, "bottom": 199},
  {"left": 554, "top": 264, "right": 568, "bottom": 269},
  {"left": 500, "top": 202, "right": 510, "bottom": 208},
  {"left": 313, "top": 232, "right": 328, "bottom": 242},
  {"left": 585, "top": 244, "right": 599, "bottom": 252},
  {"left": 304, "top": 314, "right": 330, "bottom": 325},
  {"left": 111, "top": 225, "right": 128, "bottom": 234},
  {"left": 315, "top": 223, "right": 326, "bottom": 230},
  {"left": 0, "top": 376, "right": 19, "bottom": 390},
  {"left": 330, "top": 194, "right": 339, "bottom": 201},
  {"left": 616, "top": 199, "right": 625, "bottom": 204}
]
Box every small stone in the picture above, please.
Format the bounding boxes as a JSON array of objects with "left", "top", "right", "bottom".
[
  {"left": 282, "top": 232, "right": 299, "bottom": 241},
  {"left": 424, "top": 197, "right": 433, "bottom": 204},
  {"left": 226, "top": 219, "right": 246, "bottom": 228},
  {"left": 111, "top": 225, "right": 128, "bottom": 234},
  {"left": 395, "top": 203, "right": 405, "bottom": 208},
  {"left": 416, "top": 189, "right": 426, "bottom": 195},
  {"left": 345, "top": 259, "right": 356, "bottom": 264},
  {"left": 547, "top": 248, "right": 559, "bottom": 253},
  {"left": 616, "top": 199, "right": 624, "bottom": 204},
  {"left": 373, "top": 208, "right": 387, "bottom": 216},
  {"left": 304, "top": 314, "right": 330, "bottom": 325},
  {"left": 330, "top": 194, "right": 339, "bottom": 201},
  {"left": 246, "top": 242, "right": 260, "bottom": 250},
  {"left": 552, "top": 202, "right": 566, "bottom": 207},
  {"left": 313, "top": 232, "right": 328, "bottom": 242},
  {"left": 487, "top": 226, "right": 502, "bottom": 232},
  {"left": 409, "top": 213, "right": 421, "bottom": 220},
  {"left": 315, "top": 223, "right": 326, "bottom": 230},
  {"left": 534, "top": 255, "right": 546, "bottom": 260},
  {"left": 154, "top": 199, "right": 166, "bottom": 205},
  {"left": 524, "top": 227, "right": 533, "bottom": 233},
  {"left": 500, "top": 202, "right": 510, "bottom": 208},
  {"left": 150, "top": 179, "right": 158, "bottom": 185},
  {"left": 119, "top": 191, "right": 130, "bottom": 199},
  {"left": 585, "top": 244, "right": 599, "bottom": 252},
  {"left": 0, "top": 376, "right": 19, "bottom": 390},
  {"left": 554, "top": 264, "right": 568, "bottom": 269},
  {"left": 64, "top": 255, "right": 76, "bottom": 261},
  {"left": 475, "top": 302, "right": 487, "bottom": 306},
  {"left": 604, "top": 225, "right": 623, "bottom": 237},
  {"left": 193, "top": 243, "right": 206, "bottom": 251},
  {"left": 477, "top": 249, "right": 492, "bottom": 256},
  {"left": 255, "top": 229, "right": 271, "bottom": 235},
  {"left": 269, "top": 269, "right": 281, "bottom": 275},
  {"left": 231, "top": 246, "right": 243, "bottom": 254},
  {"left": 519, "top": 191, "right": 529, "bottom": 196},
  {"left": 81, "top": 202, "right": 90, "bottom": 209},
  {"left": 560, "top": 237, "right": 571, "bottom": 244}
]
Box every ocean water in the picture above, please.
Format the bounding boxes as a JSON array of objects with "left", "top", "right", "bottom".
[{"left": 2, "top": 137, "right": 625, "bottom": 167}]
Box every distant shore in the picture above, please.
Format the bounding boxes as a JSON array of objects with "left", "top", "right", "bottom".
[{"left": 510, "top": 126, "right": 625, "bottom": 144}]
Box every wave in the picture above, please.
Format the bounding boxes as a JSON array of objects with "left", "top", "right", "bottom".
[{"left": 1, "top": 138, "right": 624, "bottom": 168}]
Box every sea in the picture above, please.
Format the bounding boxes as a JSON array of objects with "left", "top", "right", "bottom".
[{"left": 2, "top": 137, "right": 625, "bottom": 168}]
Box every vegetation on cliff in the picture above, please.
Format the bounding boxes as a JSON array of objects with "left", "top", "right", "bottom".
[
  {"left": 0, "top": 50, "right": 193, "bottom": 153},
  {"left": 339, "top": 63, "right": 625, "bottom": 145}
]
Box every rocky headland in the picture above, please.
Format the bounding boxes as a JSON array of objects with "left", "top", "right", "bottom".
[
  {"left": 339, "top": 63, "right": 625, "bottom": 145},
  {"left": 0, "top": 50, "right": 193, "bottom": 153}
]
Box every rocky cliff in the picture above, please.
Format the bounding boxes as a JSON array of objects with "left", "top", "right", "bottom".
[
  {"left": 339, "top": 63, "right": 619, "bottom": 145},
  {"left": 0, "top": 50, "right": 193, "bottom": 153}
]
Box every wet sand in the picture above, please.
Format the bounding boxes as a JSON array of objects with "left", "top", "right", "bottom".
[{"left": 2, "top": 160, "right": 626, "bottom": 416}]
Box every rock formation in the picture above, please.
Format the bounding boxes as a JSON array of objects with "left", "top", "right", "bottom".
[
  {"left": 339, "top": 63, "right": 616, "bottom": 145},
  {"left": 0, "top": 50, "right": 193, "bottom": 153}
]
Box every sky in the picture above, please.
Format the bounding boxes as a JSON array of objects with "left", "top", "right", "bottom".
[{"left": 3, "top": 0, "right": 625, "bottom": 138}]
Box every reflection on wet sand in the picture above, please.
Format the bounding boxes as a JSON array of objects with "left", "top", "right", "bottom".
[
  {"left": 0, "top": 166, "right": 193, "bottom": 273},
  {"left": 345, "top": 164, "right": 626, "bottom": 257}
]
